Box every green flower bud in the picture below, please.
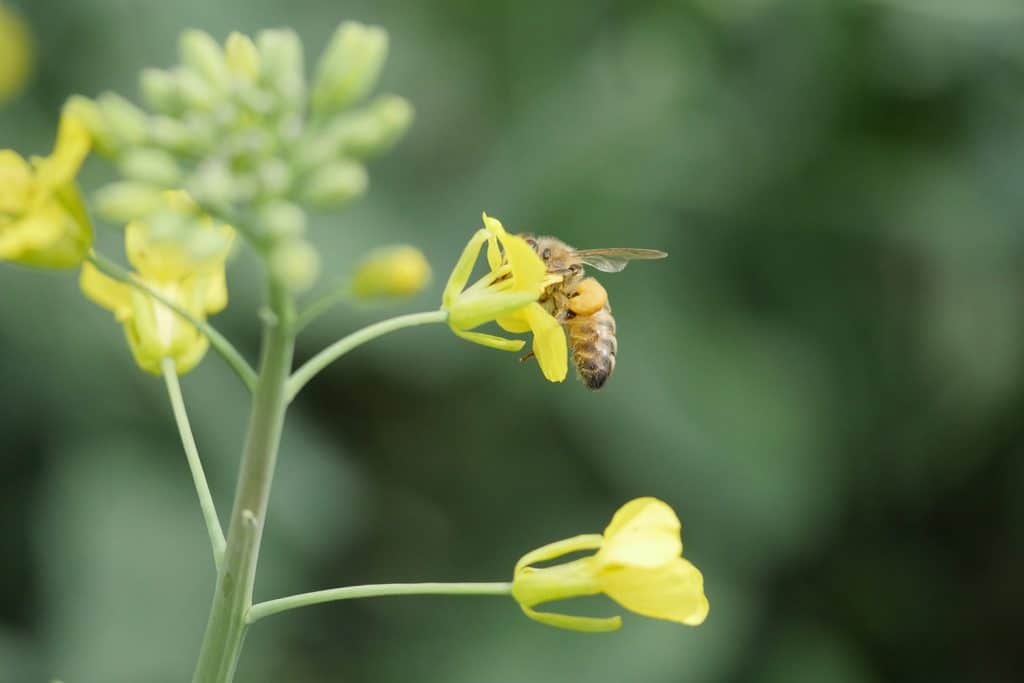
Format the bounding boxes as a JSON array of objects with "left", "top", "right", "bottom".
[
  {"left": 257, "top": 29, "right": 305, "bottom": 105},
  {"left": 179, "top": 29, "right": 230, "bottom": 90},
  {"left": 257, "top": 159, "right": 292, "bottom": 197},
  {"left": 225, "top": 32, "right": 261, "bottom": 81},
  {"left": 302, "top": 160, "right": 368, "bottom": 207},
  {"left": 63, "top": 95, "right": 116, "bottom": 157},
  {"left": 140, "top": 68, "right": 181, "bottom": 115},
  {"left": 95, "top": 182, "right": 164, "bottom": 222},
  {"left": 259, "top": 200, "right": 306, "bottom": 240},
  {"left": 97, "top": 92, "right": 148, "bottom": 149},
  {"left": 187, "top": 160, "right": 237, "bottom": 205},
  {"left": 176, "top": 68, "right": 218, "bottom": 111},
  {"left": 352, "top": 245, "right": 431, "bottom": 299},
  {"left": 149, "top": 116, "right": 193, "bottom": 151},
  {"left": 118, "top": 148, "right": 182, "bottom": 186},
  {"left": 309, "top": 95, "right": 413, "bottom": 164},
  {"left": 270, "top": 240, "right": 319, "bottom": 292},
  {"left": 311, "top": 22, "right": 388, "bottom": 116}
]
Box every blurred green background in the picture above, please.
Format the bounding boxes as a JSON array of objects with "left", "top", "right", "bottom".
[{"left": 3, "top": 0, "right": 1024, "bottom": 681}]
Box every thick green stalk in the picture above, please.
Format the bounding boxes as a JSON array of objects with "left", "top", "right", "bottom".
[{"left": 192, "top": 282, "right": 295, "bottom": 683}]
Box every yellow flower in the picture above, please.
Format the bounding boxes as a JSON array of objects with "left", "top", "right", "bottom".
[
  {"left": 484, "top": 216, "right": 567, "bottom": 382},
  {"left": 352, "top": 245, "right": 431, "bottom": 299},
  {"left": 511, "top": 497, "right": 709, "bottom": 632},
  {"left": 0, "top": 111, "right": 92, "bottom": 268},
  {"left": 441, "top": 213, "right": 567, "bottom": 381},
  {"left": 0, "top": 3, "right": 33, "bottom": 105},
  {"left": 80, "top": 197, "right": 234, "bottom": 375}
]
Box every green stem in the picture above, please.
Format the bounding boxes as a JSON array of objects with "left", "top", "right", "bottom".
[
  {"left": 286, "top": 309, "right": 448, "bottom": 402},
  {"left": 292, "top": 280, "right": 353, "bottom": 334},
  {"left": 248, "top": 582, "right": 513, "bottom": 623},
  {"left": 162, "top": 358, "right": 227, "bottom": 570},
  {"left": 87, "top": 252, "right": 258, "bottom": 392},
  {"left": 192, "top": 281, "right": 295, "bottom": 683}
]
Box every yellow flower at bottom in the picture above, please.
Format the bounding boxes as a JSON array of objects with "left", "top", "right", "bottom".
[
  {"left": 0, "top": 3, "right": 33, "bottom": 105},
  {"left": 80, "top": 200, "right": 233, "bottom": 375},
  {"left": 0, "top": 111, "right": 92, "bottom": 268},
  {"left": 441, "top": 213, "right": 567, "bottom": 382},
  {"left": 511, "top": 497, "right": 709, "bottom": 632}
]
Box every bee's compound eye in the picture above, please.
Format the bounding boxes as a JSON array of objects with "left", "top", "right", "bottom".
[
  {"left": 525, "top": 238, "right": 538, "bottom": 250},
  {"left": 542, "top": 248, "right": 552, "bottom": 261}
]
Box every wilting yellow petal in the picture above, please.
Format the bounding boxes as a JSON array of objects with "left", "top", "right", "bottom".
[
  {"left": 600, "top": 558, "right": 709, "bottom": 626},
  {"left": 598, "top": 497, "right": 682, "bottom": 568},
  {"left": 524, "top": 303, "right": 567, "bottom": 382},
  {"left": 80, "top": 261, "right": 133, "bottom": 321}
]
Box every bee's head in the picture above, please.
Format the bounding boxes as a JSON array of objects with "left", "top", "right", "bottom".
[{"left": 520, "top": 234, "right": 582, "bottom": 278}]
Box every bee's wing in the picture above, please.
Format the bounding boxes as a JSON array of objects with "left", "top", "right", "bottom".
[{"left": 574, "top": 248, "right": 668, "bottom": 273}]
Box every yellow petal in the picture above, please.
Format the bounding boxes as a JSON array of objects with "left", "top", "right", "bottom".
[
  {"left": 0, "top": 150, "right": 32, "bottom": 214},
  {"left": 168, "top": 328, "right": 210, "bottom": 375},
  {"left": 441, "top": 229, "right": 488, "bottom": 309},
  {"left": 502, "top": 233, "right": 546, "bottom": 294},
  {"left": 481, "top": 212, "right": 507, "bottom": 238},
  {"left": 199, "top": 268, "right": 229, "bottom": 314},
  {"left": 524, "top": 303, "right": 567, "bottom": 382},
  {"left": 599, "top": 497, "right": 682, "bottom": 568},
  {"left": 518, "top": 604, "right": 622, "bottom": 633},
  {"left": 80, "top": 261, "right": 133, "bottom": 321},
  {"left": 495, "top": 311, "right": 531, "bottom": 334},
  {"left": 0, "top": 211, "right": 61, "bottom": 258},
  {"left": 486, "top": 231, "right": 502, "bottom": 272},
  {"left": 514, "top": 533, "right": 604, "bottom": 574},
  {"left": 125, "top": 220, "right": 189, "bottom": 280},
  {"left": 600, "top": 557, "right": 709, "bottom": 626},
  {"left": 34, "top": 111, "right": 91, "bottom": 190},
  {"left": 447, "top": 289, "right": 538, "bottom": 331},
  {"left": 451, "top": 327, "right": 525, "bottom": 352}
]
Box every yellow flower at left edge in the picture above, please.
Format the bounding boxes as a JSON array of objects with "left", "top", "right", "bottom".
[
  {"left": 441, "top": 213, "right": 568, "bottom": 382},
  {"left": 0, "top": 111, "right": 92, "bottom": 268},
  {"left": 80, "top": 195, "right": 234, "bottom": 375},
  {"left": 0, "top": 3, "right": 33, "bottom": 105}
]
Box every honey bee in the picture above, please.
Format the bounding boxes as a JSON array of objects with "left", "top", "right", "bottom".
[{"left": 520, "top": 235, "right": 667, "bottom": 390}]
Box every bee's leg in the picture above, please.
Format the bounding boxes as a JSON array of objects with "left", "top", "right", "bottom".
[{"left": 519, "top": 351, "right": 536, "bottom": 363}]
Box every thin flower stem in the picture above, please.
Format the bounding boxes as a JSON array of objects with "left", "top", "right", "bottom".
[
  {"left": 86, "top": 252, "right": 258, "bottom": 392},
  {"left": 292, "top": 280, "right": 354, "bottom": 334},
  {"left": 161, "top": 358, "right": 227, "bottom": 570},
  {"left": 285, "top": 309, "right": 448, "bottom": 402},
  {"left": 248, "top": 582, "right": 514, "bottom": 623}
]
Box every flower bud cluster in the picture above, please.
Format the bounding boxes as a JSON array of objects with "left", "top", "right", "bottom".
[{"left": 70, "top": 22, "right": 412, "bottom": 291}]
